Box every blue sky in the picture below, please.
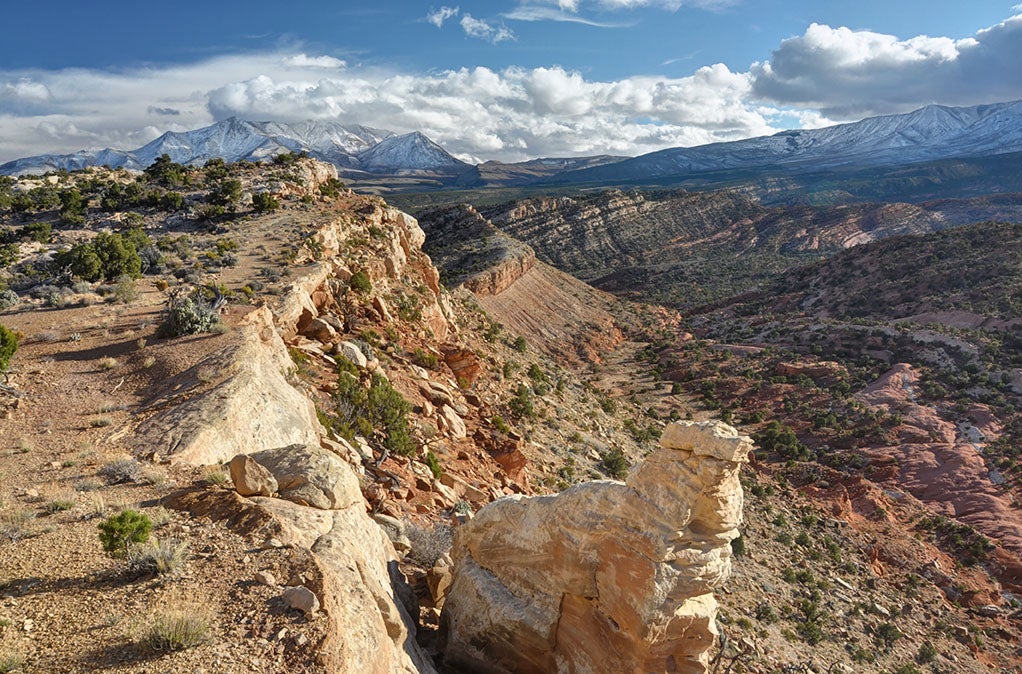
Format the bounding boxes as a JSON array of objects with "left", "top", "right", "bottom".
[{"left": 1, "top": 1, "right": 1020, "bottom": 162}]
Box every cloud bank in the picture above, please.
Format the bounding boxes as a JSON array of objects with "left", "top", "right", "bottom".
[
  {"left": 1, "top": 13, "right": 1020, "bottom": 164},
  {"left": 752, "top": 14, "right": 1022, "bottom": 117}
]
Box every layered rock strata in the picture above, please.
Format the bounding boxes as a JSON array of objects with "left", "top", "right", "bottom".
[{"left": 441, "top": 421, "right": 752, "bottom": 674}]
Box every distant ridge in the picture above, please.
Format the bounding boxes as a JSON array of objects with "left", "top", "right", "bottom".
[
  {"left": 0, "top": 118, "right": 467, "bottom": 177},
  {"left": 4, "top": 101, "right": 1022, "bottom": 195},
  {"left": 544, "top": 100, "right": 1022, "bottom": 186}
]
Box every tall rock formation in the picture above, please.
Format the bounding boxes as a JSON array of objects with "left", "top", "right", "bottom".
[{"left": 441, "top": 421, "right": 752, "bottom": 674}]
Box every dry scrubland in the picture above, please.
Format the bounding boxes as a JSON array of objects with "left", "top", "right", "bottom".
[{"left": 0, "top": 157, "right": 1018, "bottom": 673}]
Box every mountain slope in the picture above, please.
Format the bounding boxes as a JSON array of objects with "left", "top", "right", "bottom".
[
  {"left": 548, "top": 100, "right": 1022, "bottom": 186},
  {"left": 356, "top": 132, "right": 471, "bottom": 174}
]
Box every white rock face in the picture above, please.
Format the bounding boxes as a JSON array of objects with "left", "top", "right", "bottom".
[
  {"left": 134, "top": 307, "right": 320, "bottom": 466},
  {"left": 441, "top": 421, "right": 752, "bottom": 674}
]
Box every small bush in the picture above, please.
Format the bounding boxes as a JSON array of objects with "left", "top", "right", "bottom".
[
  {"left": 601, "top": 448, "right": 628, "bottom": 479},
  {"left": 730, "top": 534, "right": 746, "bottom": 557},
  {"left": 0, "top": 289, "right": 18, "bottom": 312},
  {"left": 127, "top": 538, "right": 189, "bottom": 576},
  {"left": 158, "top": 296, "right": 223, "bottom": 337},
  {"left": 98, "top": 510, "right": 153, "bottom": 557},
  {"left": 874, "top": 622, "right": 902, "bottom": 650},
  {"left": 0, "top": 323, "right": 18, "bottom": 373},
  {"left": 491, "top": 415, "right": 511, "bottom": 434},
  {"left": 141, "top": 601, "right": 210, "bottom": 651},
  {"left": 98, "top": 457, "right": 144, "bottom": 484},
  {"left": 251, "top": 192, "right": 280, "bottom": 212},
  {"left": 917, "top": 641, "right": 938, "bottom": 664},
  {"left": 412, "top": 348, "right": 439, "bottom": 369},
  {"left": 319, "top": 178, "right": 345, "bottom": 198},
  {"left": 512, "top": 336, "right": 528, "bottom": 353},
  {"left": 349, "top": 270, "right": 372, "bottom": 294},
  {"left": 425, "top": 451, "right": 442, "bottom": 480},
  {"left": 405, "top": 522, "right": 453, "bottom": 567},
  {"left": 0, "top": 654, "right": 25, "bottom": 673}
]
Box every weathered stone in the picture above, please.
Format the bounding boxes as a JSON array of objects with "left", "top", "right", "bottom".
[
  {"left": 427, "top": 564, "right": 453, "bottom": 609},
  {"left": 373, "top": 296, "right": 393, "bottom": 322},
  {"left": 442, "top": 346, "right": 482, "bottom": 387},
  {"left": 284, "top": 586, "right": 320, "bottom": 617},
  {"left": 251, "top": 444, "right": 361, "bottom": 510},
  {"left": 439, "top": 405, "right": 467, "bottom": 439},
  {"left": 302, "top": 317, "right": 337, "bottom": 342},
  {"left": 336, "top": 341, "right": 368, "bottom": 369},
  {"left": 442, "top": 421, "right": 752, "bottom": 674},
  {"left": 229, "top": 454, "right": 278, "bottom": 497},
  {"left": 254, "top": 570, "right": 277, "bottom": 587}
]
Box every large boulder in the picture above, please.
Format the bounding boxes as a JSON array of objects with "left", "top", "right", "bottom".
[
  {"left": 250, "top": 443, "right": 361, "bottom": 510},
  {"left": 441, "top": 421, "right": 752, "bottom": 674}
]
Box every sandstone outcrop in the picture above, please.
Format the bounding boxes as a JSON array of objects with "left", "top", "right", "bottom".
[
  {"left": 134, "top": 307, "right": 321, "bottom": 466},
  {"left": 441, "top": 421, "right": 752, "bottom": 674},
  {"left": 857, "top": 363, "right": 1022, "bottom": 555}
]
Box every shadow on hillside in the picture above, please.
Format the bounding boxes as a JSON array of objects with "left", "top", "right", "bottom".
[
  {"left": 75, "top": 640, "right": 158, "bottom": 669},
  {"left": 50, "top": 338, "right": 142, "bottom": 363}
]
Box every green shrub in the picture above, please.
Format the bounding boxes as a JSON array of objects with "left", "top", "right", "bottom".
[
  {"left": 874, "top": 622, "right": 902, "bottom": 650},
  {"left": 59, "top": 188, "right": 86, "bottom": 225},
  {"left": 512, "top": 336, "right": 528, "bottom": 352},
  {"left": 98, "top": 510, "right": 152, "bottom": 557},
  {"left": 916, "top": 641, "right": 937, "bottom": 664},
  {"left": 753, "top": 421, "right": 812, "bottom": 461},
  {"left": 601, "top": 448, "right": 628, "bottom": 479},
  {"left": 491, "top": 415, "right": 511, "bottom": 434},
  {"left": 425, "top": 451, "right": 442, "bottom": 480},
  {"left": 158, "top": 296, "right": 223, "bottom": 337},
  {"left": 207, "top": 179, "right": 242, "bottom": 210},
  {"left": 349, "top": 270, "right": 372, "bottom": 294},
  {"left": 0, "top": 290, "right": 18, "bottom": 312},
  {"left": 251, "top": 192, "right": 280, "bottom": 213},
  {"left": 0, "top": 243, "right": 16, "bottom": 266},
  {"left": 144, "top": 154, "right": 187, "bottom": 186},
  {"left": 56, "top": 232, "right": 142, "bottom": 282},
  {"left": 20, "top": 221, "right": 51, "bottom": 243},
  {"left": 0, "top": 323, "right": 18, "bottom": 373},
  {"left": 508, "top": 384, "right": 536, "bottom": 420},
  {"left": 412, "top": 348, "right": 439, "bottom": 369},
  {"left": 325, "top": 372, "right": 416, "bottom": 456},
  {"left": 318, "top": 178, "right": 346, "bottom": 198},
  {"left": 730, "top": 534, "right": 745, "bottom": 557}
]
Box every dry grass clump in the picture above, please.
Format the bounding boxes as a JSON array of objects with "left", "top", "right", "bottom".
[
  {"left": 98, "top": 457, "right": 143, "bottom": 484},
  {"left": 405, "top": 521, "right": 454, "bottom": 567},
  {"left": 127, "top": 538, "right": 189, "bottom": 576},
  {"left": 140, "top": 598, "right": 212, "bottom": 652},
  {"left": 200, "top": 464, "right": 229, "bottom": 485},
  {"left": 0, "top": 508, "right": 35, "bottom": 542}
]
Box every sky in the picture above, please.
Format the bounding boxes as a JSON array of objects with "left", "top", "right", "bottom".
[{"left": 1, "top": 1, "right": 1020, "bottom": 164}]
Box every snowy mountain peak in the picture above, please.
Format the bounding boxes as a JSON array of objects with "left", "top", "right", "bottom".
[{"left": 357, "top": 132, "right": 470, "bottom": 172}]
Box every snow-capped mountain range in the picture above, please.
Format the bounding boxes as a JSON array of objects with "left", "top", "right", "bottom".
[
  {"left": 0, "top": 118, "right": 469, "bottom": 177},
  {"left": 547, "top": 100, "right": 1022, "bottom": 185},
  {"left": 3, "top": 100, "right": 1022, "bottom": 185}
]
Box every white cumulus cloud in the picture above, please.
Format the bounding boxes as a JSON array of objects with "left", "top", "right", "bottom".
[{"left": 750, "top": 14, "right": 1022, "bottom": 117}]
